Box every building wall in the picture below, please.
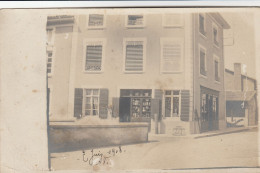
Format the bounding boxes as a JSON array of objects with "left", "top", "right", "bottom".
[
  {"left": 48, "top": 25, "right": 74, "bottom": 120},
  {"left": 193, "top": 13, "right": 226, "bottom": 131},
  {"left": 69, "top": 14, "right": 194, "bottom": 121}
]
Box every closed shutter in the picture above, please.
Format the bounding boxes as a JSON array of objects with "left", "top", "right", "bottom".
[
  {"left": 154, "top": 89, "right": 163, "bottom": 100},
  {"left": 181, "top": 90, "right": 190, "bottom": 121},
  {"left": 88, "top": 14, "right": 104, "bottom": 27},
  {"left": 112, "top": 98, "right": 120, "bottom": 118},
  {"left": 162, "top": 41, "right": 182, "bottom": 72},
  {"left": 125, "top": 41, "right": 143, "bottom": 72},
  {"left": 85, "top": 45, "right": 102, "bottom": 71},
  {"left": 74, "top": 88, "right": 83, "bottom": 118},
  {"left": 128, "top": 15, "right": 144, "bottom": 26},
  {"left": 99, "top": 89, "right": 109, "bottom": 119}
]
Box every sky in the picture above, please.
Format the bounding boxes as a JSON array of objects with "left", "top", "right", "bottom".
[{"left": 222, "top": 12, "right": 256, "bottom": 78}]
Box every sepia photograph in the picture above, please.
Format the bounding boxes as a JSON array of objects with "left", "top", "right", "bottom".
[
  {"left": 1, "top": 4, "right": 260, "bottom": 173},
  {"left": 46, "top": 8, "right": 258, "bottom": 171}
]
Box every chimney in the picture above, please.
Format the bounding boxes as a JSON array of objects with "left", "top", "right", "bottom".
[{"left": 234, "top": 63, "right": 242, "bottom": 91}]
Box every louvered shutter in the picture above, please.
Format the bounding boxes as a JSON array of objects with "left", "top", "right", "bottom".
[
  {"left": 112, "top": 98, "right": 120, "bottom": 118},
  {"left": 180, "top": 90, "right": 190, "bottom": 121},
  {"left": 99, "top": 89, "right": 109, "bottom": 119},
  {"left": 74, "top": 88, "right": 83, "bottom": 118},
  {"left": 128, "top": 15, "right": 144, "bottom": 26},
  {"left": 162, "top": 41, "right": 182, "bottom": 72},
  {"left": 85, "top": 45, "right": 102, "bottom": 71},
  {"left": 88, "top": 14, "right": 104, "bottom": 26},
  {"left": 125, "top": 41, "right": 143, "bottom": 72}
]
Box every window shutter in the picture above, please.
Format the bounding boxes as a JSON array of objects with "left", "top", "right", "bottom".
[
  {"left": 154, "top": 89, "right": 163, "bottom": 100},
  {"left": 162, "top": 42, "right": 182, "bottom": 72},
  {"left": 88, "top": 14, "right": 104, "bottom": 27},
  {"left": 125, "top": 41, "right": 143, "bottom": 72},
  {"left": 151, "top": 99, "right": 162, "bottom": 120},
  {"left": 181, "top": 90, "right": 190, "bottom": 121},
  {"left": 74, "top": 88, "right": 83, "bottom": 118},
  {"left": 85, "top": 45, "right": 102, "bottom": 71},
  {"left": 99, "top": 89, "right": 109, "bottom": 119},
  {"left": 112, "top": 98, "right": 120, "bottom": 118}
]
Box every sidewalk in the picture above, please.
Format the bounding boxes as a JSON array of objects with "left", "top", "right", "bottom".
[{"left": 148, "top": 125, "right": 258, "bottom": 141}]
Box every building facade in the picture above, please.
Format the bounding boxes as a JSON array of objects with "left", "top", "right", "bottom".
[
  {"left": 225, "top": 63, "right": 258, "bottom": 127},
  {"left": 47, "top": 11, "right": 230, "bottom": 135}
]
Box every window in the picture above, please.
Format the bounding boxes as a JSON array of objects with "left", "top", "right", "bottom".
[
  {"left": 160, "top": 38, "right": 183, "bottom": 73},
  {"left": 126, "top": 15, "right": 145, "bottom": 28},
  {"left": 47, "top": 28, "right": 54, "bottom": 45},
  {"left": 165, "top": 90, "right": 181, "bottom": 118},
  {"left": 213, "top": 23, "right": 219, "bottom": 46},
  {"left": 163, "top": 14, "right": 183, "bottom": 28},
  {"left": 199, "top": 13, "right": 206, "bottom": 36},
  {"left": 84, "top": 40, "right": 105, "bottom": 72},
  {"left": 84, "top": 89, "right": 100, "bottom": 116},
  {"left": 214, "top": 56, "right": 220, "bottom": 81},
  {"left": 124, "top": 38, "right": 146, "bottom": 73},
  {"left": 87, "top": 14, "right": 105, "bottom": 29},
  {"left": 47, "top": 51, "right": 53, "bottom": 75},
  {"left": 199, "top": 46, "right": 207, "bottom": 76}
]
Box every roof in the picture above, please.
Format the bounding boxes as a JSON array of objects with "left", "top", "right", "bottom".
[
  {"left": 225, "top": 68, "right": 256, "bottom": 82},
  {"left": 209, "top": 13, "right": 230, "bottom": 29},
  {"left": 226, "top": 91, "right": 256, "bottom": 101}
]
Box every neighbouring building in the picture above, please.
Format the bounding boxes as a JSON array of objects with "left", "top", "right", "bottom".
[
  {"left": 47, "top": 10, "right": 230, "bottom": 135},
  {"left": 225, "top": 63, "right": 258, "bottom": 127}
]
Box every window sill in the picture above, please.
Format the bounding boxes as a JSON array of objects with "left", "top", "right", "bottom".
[
  {"left": 84, "top": 71, "right": 104, "bottom": 74},
  {"left": 214, "top": 80, "right": 221, "bottom": 84},
  {"left": 124, "top": 71, "right": 144, "bottom": 74},
  {"left": 48, "top": 74, "right": 52, "bottom": 78},
  {"left": 160, "top": 71, "right": 183, "bottom": 74},
  {"left": 199, "top": 32, "right": 207, "bottom": 40},
  {"left": 87, "top": 26, "right": 106, "bottom": 30},
  {"left": 163, "top": 25, "right": 183, "bottom": 29},
  {"left": 199, "top": 74, "right": 207, "bottom": 79},
  {"left": 126, "top": 25, "right": 145, "bottom": 29}
]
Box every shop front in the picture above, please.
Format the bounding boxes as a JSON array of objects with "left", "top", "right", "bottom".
[{"left": 200, "top": 86, "right": 219, "bottom": 132}]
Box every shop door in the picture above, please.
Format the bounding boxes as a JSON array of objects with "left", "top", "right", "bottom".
[{"left": 119, "top": 97, "right": 131, "bottom": 122}]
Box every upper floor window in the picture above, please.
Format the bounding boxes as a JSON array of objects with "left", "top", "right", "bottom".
[
  {"left": 163, "top": 14, "right": 183, "bottom": 28},
  {"left": 126, "top": 15, "right": 145, "bottom": 28},
  {"left": 84, "top": 39, "right": 106, "bottom": 72},
  {"left": 160, "top": 38, "right": 183, "bottom": 73},
  {"left": 46, "top": 28, "right": 54, "bottom": 45},
  {"left": 124, "top": 38, "right": 146, "bottom": 73},
  {"left": 199, "top": 13, "right": 206, "bottom": 36},
  {"left": 47, "top": 51, "right": 53, "bottom": 75},
  {"left": 87, "top": 14, "right": 105, "bottom": 29},
  {"left": 214, "top": 55, "right": 220, "bottom": 81},
  {"left": 213, "top": 23, "right": 219, "bottom": 46},
  {"left": 199, "top": 46, "right": 207, "bottom": 76}
]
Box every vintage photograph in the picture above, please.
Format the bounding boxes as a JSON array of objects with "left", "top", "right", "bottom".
[{"left": 45, "top": 8, "right": 258, "bottom": 171}]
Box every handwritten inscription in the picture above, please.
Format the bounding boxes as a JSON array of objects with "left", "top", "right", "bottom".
[{"left": 82, "top": 146, "right": 125, "bottom": 166}]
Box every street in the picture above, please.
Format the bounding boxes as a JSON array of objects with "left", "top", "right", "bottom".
[{"left": 50, "top": 128, "right": 258, "bottom": 171}]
